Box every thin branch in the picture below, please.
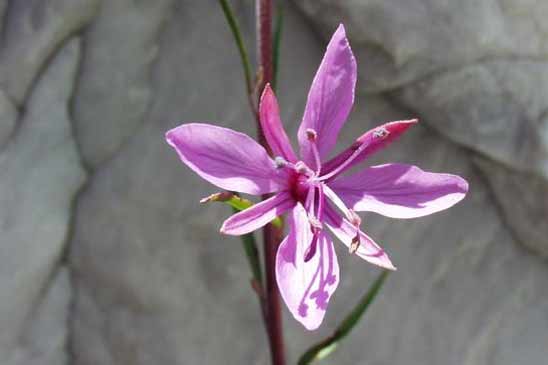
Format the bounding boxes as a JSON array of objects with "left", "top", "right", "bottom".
[{"left": 218, "top": 0, "right": 256, "bottom": 112}]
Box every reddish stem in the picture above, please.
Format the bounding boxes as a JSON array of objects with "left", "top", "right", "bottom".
[
  {"left": 256, "top": 1, "right": 286, "bottom": 365},
  {"left": 262, "top": 223, "right": 286, "bottom": 365}
]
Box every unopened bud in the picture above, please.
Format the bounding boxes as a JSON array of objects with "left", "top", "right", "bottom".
[{"left": 200, "top": 191, "right": 234, "bottom": 203}]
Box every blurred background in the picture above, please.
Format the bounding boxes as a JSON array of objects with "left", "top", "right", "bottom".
[{"left": 1, "top": 0, "right": 547, "bottom": 364}]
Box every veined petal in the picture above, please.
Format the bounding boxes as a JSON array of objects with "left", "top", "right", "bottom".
[
  {"left": 297, "top": 24, "right": 357, "bottom": 168},
  {"left": 324, "top": 204, "right": 396, "bottom": 270},
  {"left": 166, "top": 123, "right": 289, "bottom": 195},
  {"left": 321, "top": 119, "right": 418, "bottom": 177},
  {"left": 330, "top": 163, "right": 468, "bottom": 219},
  {"left": 276, "top": 204, "right": 340, "bottom": 330},
  {"left": 259, "top": 85, "right": 297, "bottom": 162},
  {"left": 220, "top": 192, "right": 295, "bottom": 235}
]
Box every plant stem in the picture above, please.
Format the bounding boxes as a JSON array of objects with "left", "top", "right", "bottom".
[
  {"left": 272, "top": 4, "right": 283, "bottom": 91},
  {"left": 256, "top": 1, "right": 286, "bottom": 364},
  {"left": 262, "top": 223, "right": 286, "bottom": 365}
]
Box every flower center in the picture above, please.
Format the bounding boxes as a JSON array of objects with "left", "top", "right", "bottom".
[{"left": 274, "top": 157, "right": 317, "bottom": 204}]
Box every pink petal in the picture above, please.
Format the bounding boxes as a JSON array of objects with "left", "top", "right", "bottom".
[
  {"left": 259, "top": 85, "right": 297, "bottom": 162},
  {"left": 330, "top": 163, "right": 468, "bottom": 219},
  {"left": 321, "top": 119, "right": 418, "bottom": 177},
  {"left": 324, "top": 204, "right": 396, "bottom": 270},
  {"left": 297, "top": 24, "right": 357, "bottom": 168},
  {"left": 276, "top": 204, "right": 340, "bottom": 330},
  {"left": 220, "top": 192, "right": 295, "bottom": 235},
  {"left": 166, "top": 123, "right": 290, "bottom": 195}
]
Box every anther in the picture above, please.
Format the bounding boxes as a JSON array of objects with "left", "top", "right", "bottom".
[
  {"left": 295, "top": 161, "right": 314, "bottom": 176},
  {"left": 349, "top": 235, "right": 360, "bottom": 254},
  {"left": 305, "top": 128, "right": 317, "bottom": 141},
  {"left": 274, "top": 156, "right": 288, "bottom": 168},
  {"left": 373, "top": 127, "right": 389, "bottom": 139}
]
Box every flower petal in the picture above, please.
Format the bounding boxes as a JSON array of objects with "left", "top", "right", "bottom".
[
  {"left": 330, "top": 163, "right": 469, "bottom": 219},
  {"left": 321, "top": 119, "right": 418, "bottom": 177},
  {"left": 259, "top": 85, "right": 297, "bottom": 162},
  {"left": 166, "top": 123, "right": 289, "bottom": 195},
  {"left": 220, "top": 192, "right": 295, "bottom": 235},
  {"left": 276, "top": 204, "right": 340, "bottom": 330},
  {"left": 324, "top": 204, "right": 396, "bottom": 270},
  {"left": 297, "top": 24, "right": 357, "bottom": 168}
]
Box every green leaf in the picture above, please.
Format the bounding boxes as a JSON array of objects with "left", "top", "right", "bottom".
[
  {"left": 218, "top": 0, "right": 253, "bottom": 96},
  {"left": 233, "top": 207, "right": 263, "bottom": 286},
  {"left": 297, "top": 270, "right": 390, "bottom": 365},
  {"left": 272, "top": 4, "right": 283, "bottom": 91}
]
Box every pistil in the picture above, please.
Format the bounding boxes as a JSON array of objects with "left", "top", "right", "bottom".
[{"left": 305, "top": 128, "right": 322, "bottom": 174}]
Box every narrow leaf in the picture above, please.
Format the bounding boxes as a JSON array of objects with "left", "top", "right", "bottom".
[
  {"left": 218, "top": 0, "right": 253, "bottom": 96},
  {"left": 297, "top": 270, "right": 390, "bottom": 365},
  {"left": 234, "top": 207, "right": 263, "bottom": 286}
]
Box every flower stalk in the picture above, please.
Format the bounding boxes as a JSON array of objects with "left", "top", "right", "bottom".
[{"left": 257, "top": 1, "right": 286, "bottom": 364}]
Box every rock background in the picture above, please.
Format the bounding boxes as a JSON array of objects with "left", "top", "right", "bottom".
[{"left": 0, "top": 1, "right": 546, "bottom": 364}]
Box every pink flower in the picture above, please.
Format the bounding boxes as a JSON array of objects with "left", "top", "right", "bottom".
[{"left": 166, "top": 24, "right": 468, "bottom": 330}]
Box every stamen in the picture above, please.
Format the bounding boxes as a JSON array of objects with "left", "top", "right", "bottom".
[
  {"left": 350, "top": 235, "right": 360, "bottom": 254},
  {"left": 323, "top": 185, "right": 354, "bottom": 221},
  {"left": 274, "top": 156, "right": 288, "bottom": 168},
  {"left": 295, "top": 161, "right": 315, "bottom": 177},
  {"left": 304, "top": 128, "right": 322, "bottom": 173},
  {"left": 304, "top": 235, "right": 319, "bottom": 262},
  {"left": 316, "top": 184, "right": 325, "bottom": 221},
  {"left": 323, "top": 185, "right": 363, "bottom": 255},
  {"left": 308, "top": 215, "right": 323, "bottom": 231},
  {"left": 317, "top": 143, "right": 366, "bottom": 181},
  {"left": 318, "top": 127, "right": 391, "bottom": 182},
  {"left": 348, "top": 210, "right": 362, "bottom": 254}
]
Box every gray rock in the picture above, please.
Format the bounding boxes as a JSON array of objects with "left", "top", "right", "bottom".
[
  {"left": 292, "top": 0, "right": 548, "bottom": 256},
  {"left": 293, "top": 0, "right": 548, "bottom": 92},
  {"left": 393, "top": 60, "right": 548, "bottom": 179},
  {"left": 0, "top": 89, "right": 17, "bottom": 149},
  {"left": 0, "top": 0, "right": 99, "bottom": 104},
  {"left": 11, "top": 268, "right": 71, "bottom": 365},
  {"left": 0, "top": 0, "right": 8, "bottom": 36},
  {"left": 72, "top": 0, "right": 174, "bottom": 168},
  {"left": 0, "top": 38, "right": 85, "bottom": 364},
  {"left": 474, "top": 156, "right": 548, "bottom": 258}
]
